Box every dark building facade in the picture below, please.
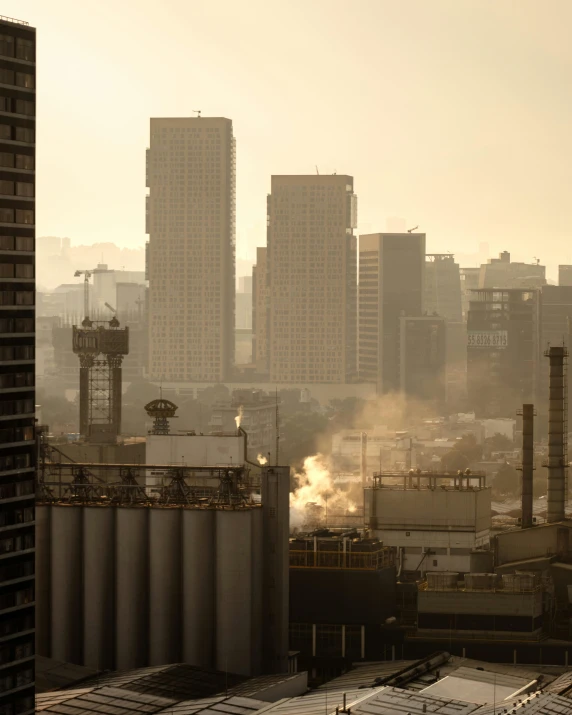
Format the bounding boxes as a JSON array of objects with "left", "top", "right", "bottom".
[
  {"left": 358, "top": 233, "right": 425, "bottom": 393},
  {"left": 0, "top": 17, "right": 36, "bottom": 715},
  {"left": 424, "top": 254, "right": 462, "bottom": 323},
  {"left": 467, "top": 289, "right": 540, "bottom": 417},
  {"left": 399, "top": 316, "right": 446, "bottom": 409}
]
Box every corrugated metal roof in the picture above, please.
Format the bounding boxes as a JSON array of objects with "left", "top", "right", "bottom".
[
  {"left": 474, "top": 692, "right": 572, "bottom": 714},
  {"left": 351, "top": 686, "right": 481, "bottom": 715}
]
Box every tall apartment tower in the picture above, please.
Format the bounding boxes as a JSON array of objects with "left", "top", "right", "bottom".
[
  {"left": 147, "top": 117, "right": 235, "bottom": 382},
  {"left": 424, "top": 254, "right": 462, "bottom": 322},
  {"left": 0, "top": 18, "right": 36, "bottom": 715},
  {"left": 267, "top": 175, "right": 357, "bottom": 383},
  {"left": 358, "top": 233, "right": 425, "bottom": 393},
  {"left": 252, "top": 246, "right": 269, "bottom": 373}
]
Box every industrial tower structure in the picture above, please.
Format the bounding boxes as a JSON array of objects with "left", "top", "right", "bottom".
[{"left": 72, "top": 317, "right": 129, "bottom": 443}]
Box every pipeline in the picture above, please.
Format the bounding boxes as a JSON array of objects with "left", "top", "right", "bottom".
[{"left": 361, "top": 650, "right": 450, "bottom": 689}]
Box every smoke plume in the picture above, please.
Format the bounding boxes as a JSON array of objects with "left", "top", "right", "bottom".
[{"left": 290, "top": 454, "right": 356, "bottom": 531}]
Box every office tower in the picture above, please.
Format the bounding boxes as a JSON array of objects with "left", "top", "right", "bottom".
[
  {"left": 252, "top": 247, "right": 268, "bottom": 373},
  {"left": 146, "top": 117, "right": 235, "bottom": 382},
  {"left": 424, "top": 254, "right": 462, "bottom": 322},
  {"left": 467, "top": 289, "right": 540, "bottom": 417},
  {"left": 558, "top": 265, "right": 572, "bottom": 287},
  {"left": 479, "top": 251, "right": 546, "bottom": 289},
  {"left": 0, "top": 17, "right": 36, "bottom": 715},
  {"left": 267, "top": 175, "right": 357, "bottom": 384},
  {"left": 358, "top": 233, "right": 425, "bottom": 393},
  {"left": 399, "top": 316, "right": 447, "bottom": 408},
  {"left": 539, "top": 285, "right": 572, "bottom": 414},
  {"left": 460, "top": 267, "right": 480, "bottom": 321}
]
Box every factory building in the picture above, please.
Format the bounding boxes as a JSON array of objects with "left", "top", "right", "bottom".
[
  {"left": 358, "top": 232, "right": 425, "bottom": 393},
  {"left": 288, "top": 532, "right": 396, "bottom": 667},
  {"left": 365, "top": 471, "right": 492, "bottom": 576},
  {"left": 417, "top": 571, "right": 544, "bottom": 640},
  {"left": 399, "top": 316, "right": 447, "bottom": 409},
  {"left": 35, "top": 464, "right": 290, "bottom": 677},
  {"left": 467, "top": 288, "right": 540, "bottom": 417}
]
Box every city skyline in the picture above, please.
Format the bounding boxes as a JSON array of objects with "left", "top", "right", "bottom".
[{"left": 5, "top": 0, "right": 572, "bottom": 280}]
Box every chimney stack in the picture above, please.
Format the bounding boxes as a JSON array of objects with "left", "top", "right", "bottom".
[
  {"left": 517, "top": 404, "right": 535, "bottom": 529},
  {"left": 545, "top": 346, "right": 568, "bottom": 523}
]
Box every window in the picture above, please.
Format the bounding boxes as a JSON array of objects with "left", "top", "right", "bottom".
[
  {"left": 15, "top": 209, "right": 33, "bottom": 225},
  {"left": 0, "top": 34, "right": 14, "bottom": 58},
  {"left": 0, "top": 68, "right": 14, "bottom": 85},
  {"left": 15, "top": 73, "right": 34, "bottom": 90},
  {"left": 16, "top": 182, "right": 33, "bottom": 197},
  {"left": 0, "top": 124, "right": 11, "bottom": 140},
  {"left": 0, "top": 236, "right": 13, "bottom": 249},
  {"left": 0, "top": 180, "right": 14, "bottom": 195},
  {"left": 15, "top": 154, "right": 33, "bottom": 170},
  {"left": 16, "top": 38, "right": 34, "bottom": 62},
  {"left": 0, "top": 208, "right": 14, "bottom": 223},
  {"left": 15, "top": 100, "right": 33, "bottom": 117},
  {"left": 15, "top": 127, "right": 33, "bottom": 143},
  {"left": 15, "top": 236, "right": 33, "bottom": 251},
  {"left": 0, "top": 152, "right": 13, "bottom": 168}
]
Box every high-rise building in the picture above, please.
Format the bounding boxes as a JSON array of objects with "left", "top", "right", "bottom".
[
  {"left": 479, "top": 251, "right": 546, "bottom": 290},
  {"left": 267, "top": 175, "right": 357, "bottom": 384},
  {"left": 399, "top": 316, "right": 447, "bottom": 408},
  {"left": 460, "top": 267, "right": 480, "bottom": 321},
  {"left": 0, "top": 17, "right": 36, "bottom": 715},
  {"left": 467, "top": 289, "right": 540, "bottom": 417},
  {"left": 358, "top": 233, "right": 425, "bottom": 393},
  {"left": 252, "top": 247, "right": 269, "bottom": 373},
  {"left": 146, "top": 117, "right": 235, "bottom": 382},
  {"left": 558, "top": 265, "right": 572, "bottom": 287},
  {"left": 424, "top": 254, "right": 462, "bottom": 322}
]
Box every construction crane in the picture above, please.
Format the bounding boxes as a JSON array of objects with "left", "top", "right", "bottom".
[
  {"left": 104, "top": 302, "right": 116, "bottom": 314},
  {"left": 407, "top": 225, "right": 419, "bottom": 233},
  {"left": 193, "top": 110, "right": 201, "bottom": 118},
  {"left": 74, "top": 269, "right": 93, "bottom": 320}
]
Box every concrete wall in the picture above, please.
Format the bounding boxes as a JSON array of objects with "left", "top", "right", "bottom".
[
  {"left": 418, "top": 589, "right": 543, "bottom": 617},
  {"left": 146, "top": 433, "right": 244, "bottom": 467},
  {"left": 366, "top": 487, "right": 491, "bottom": 533},
  {"left": 496, "top": 524, "right": 572, "bottom": 566}
]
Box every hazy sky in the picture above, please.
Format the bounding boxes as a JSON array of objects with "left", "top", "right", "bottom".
[{"left": 11, "top": 0, "right": 572, "bottom": 277}]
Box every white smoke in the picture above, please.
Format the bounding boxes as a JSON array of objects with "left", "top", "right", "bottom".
[
  {"left": 257, "top": 453, "right": 268, "bottom": 465},
  {"left": 289, "top": 454, "right": 357, "bottom": 531},
  {"left": 234, "top": 405, "right": 243, "bottom": 430}
]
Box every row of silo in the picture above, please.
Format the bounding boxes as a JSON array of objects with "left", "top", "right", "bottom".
[{"left": 36, "top": 503, "right": 264, "bottom": 675}]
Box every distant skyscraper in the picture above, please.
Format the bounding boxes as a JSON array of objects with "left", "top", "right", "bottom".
[
  {"left": 358, "top": 233, "right": 425, "bottom": 393},
  {"left": 424, "top": 254, "right": 462, "bottom": 323},
  {"left": 252, "top": 247, "right": 269, "bottom": 373},
  {"left": 467, "top": 288, "right": 540, "bottom": 417},
  {"left": 0, "top": 17, "right": 36, "bottom": 715},
  {"left": 479, "top": 251, "right": 546, "bottom": 290},
  {"left": 558, "top": 265, "right": 572, "bottom": 287},
  {"left": 146, "top": 117, "right": 235, "bottom": 382},
  {"left": 399, "top": 316, "right": 447, "bottom": 408},
  {"left": 267, "top": 175, "right": 357, "bottom": 384}
]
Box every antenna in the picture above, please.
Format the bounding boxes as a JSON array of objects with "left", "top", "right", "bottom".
[
  {"left": 315, "top": 165, "right": 320, "bottom": 175},
  {"left": 407, "top": 225, "right": 419, "bottom": 233},
  {"left": 193, "top": 110, "right": 202, "bottom": 118}
]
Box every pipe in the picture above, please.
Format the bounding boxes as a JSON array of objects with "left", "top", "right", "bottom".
[
  {"left": 546, "top": 346, "right": 568, "bottom": 523},
  {"left": 238, "top": 426, "right": 261, "bottom": 468},
  {"left": 520, "top": 404, "right": 534, "bottom": 529}
]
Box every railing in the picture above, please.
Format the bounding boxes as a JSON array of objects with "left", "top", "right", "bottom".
[
  {"left": 0, "top": 16, "right": 29, "bottom": 26},
  {"left": 289, "top": 547, "right": 394, "bottom": 570}
]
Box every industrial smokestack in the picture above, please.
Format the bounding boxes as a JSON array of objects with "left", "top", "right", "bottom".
[
  {"left": 517, "top": 404, "right": 535, "bottom": 529},
  {"left": 545, "top": 346, "right": 568, "bottom": 524}
]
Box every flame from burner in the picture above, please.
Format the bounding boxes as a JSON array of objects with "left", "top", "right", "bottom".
[
  {"left": 257, "top": 454, "right": 268, "bottom": 465},
  {"left": 234, "top": 405, "right": 243, "bottom": 430}
]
